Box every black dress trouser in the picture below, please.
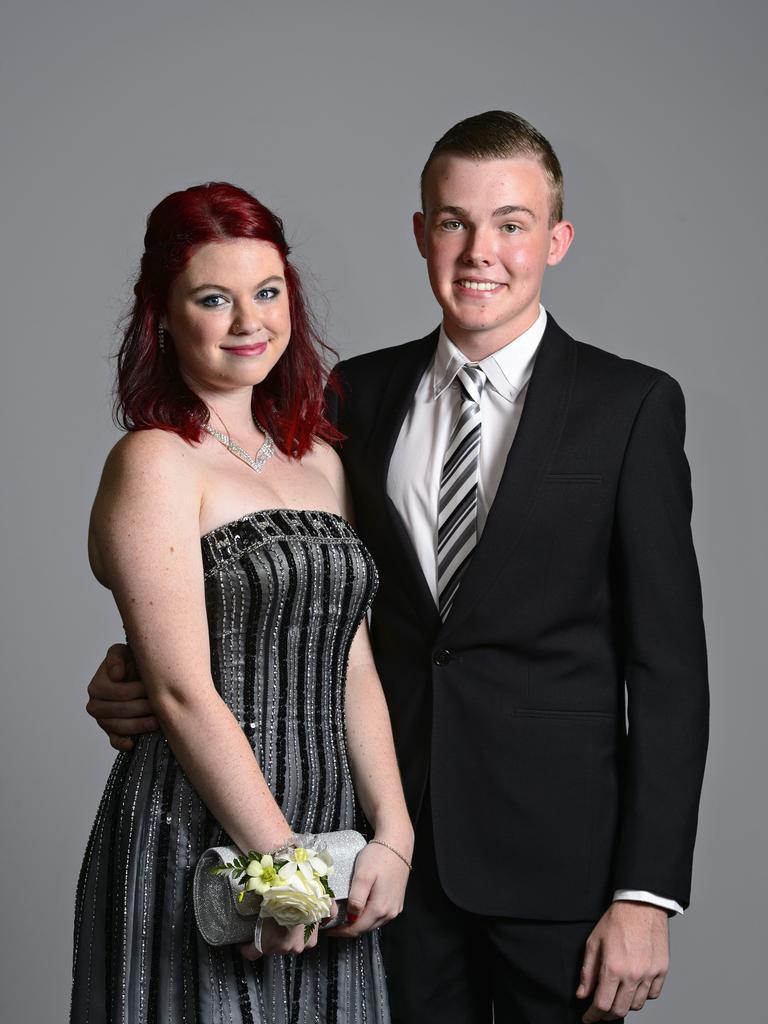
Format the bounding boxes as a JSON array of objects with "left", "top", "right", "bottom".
[{"left": 381, "top": 797, "right": 597, "bottom": 1024}]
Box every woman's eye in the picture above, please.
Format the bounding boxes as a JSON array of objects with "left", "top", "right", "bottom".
[
  {"left": 440, "top": 220, "right": 463, "bottom": 232},
  {"left": 256, "top": 287, "right": 280, "bottom": 301},
  {"left": 199, "top": 294, "right": 228, "bottom": 308}
]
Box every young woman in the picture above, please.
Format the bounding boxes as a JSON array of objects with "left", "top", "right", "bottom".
[{"left": 71, "top": 183, "right": 413, "bottom": 1023}]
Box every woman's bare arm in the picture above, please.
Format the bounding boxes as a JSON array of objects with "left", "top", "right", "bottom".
[
  {"left": 91, "top": 430, "right": 293, "bottom": 855},
  {"left": 312, "top": 442, "right": 414, "bottom": 934}
]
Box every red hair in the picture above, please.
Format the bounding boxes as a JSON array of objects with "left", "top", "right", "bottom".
[{"left": 115, "top": 182, "right": 342, "bottom": 457}]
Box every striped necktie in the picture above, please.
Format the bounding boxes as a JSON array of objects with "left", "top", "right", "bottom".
[{"left": 437, "top": 364, "right": 486, "bottom": 620}]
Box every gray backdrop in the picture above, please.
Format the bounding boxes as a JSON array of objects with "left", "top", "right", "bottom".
[{"left": 2, "top": 1, "right": 765, "bottom": 1019}]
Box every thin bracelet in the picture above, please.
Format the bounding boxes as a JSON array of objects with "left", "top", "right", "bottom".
[
  {"left": 268, "top": 835, "right": 298, "bottom": 858},
  {"left": 368, "top": 839, "right": 412, "bottom": 871}
]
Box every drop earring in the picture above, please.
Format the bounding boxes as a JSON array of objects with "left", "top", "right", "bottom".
[{"left": 158, "top": 324, "right": 166, "bottom": 353}]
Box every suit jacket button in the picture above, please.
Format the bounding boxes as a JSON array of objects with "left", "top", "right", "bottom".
[{"left": 433, "top": 649, "right": 451, "bottom": 667}]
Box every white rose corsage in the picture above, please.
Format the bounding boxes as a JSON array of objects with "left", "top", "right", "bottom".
[{"left": 212, "top": 843, "right": 335, "bottom": 942}]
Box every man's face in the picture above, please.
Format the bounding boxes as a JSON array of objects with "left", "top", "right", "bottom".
[{"left": 414, "top": 155, "right": 573, "bottom": 356}]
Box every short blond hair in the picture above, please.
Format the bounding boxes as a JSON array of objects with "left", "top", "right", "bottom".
[{"left": 420, "top": 110, "right": 564, "bottom": 226}]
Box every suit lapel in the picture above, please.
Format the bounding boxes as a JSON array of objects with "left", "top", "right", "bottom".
[
  {"left": 439, "top": 316, "right": 577, "bottom": 638},
  {"left": 365, "top": 329, "right": 441, "bottom": 629}
]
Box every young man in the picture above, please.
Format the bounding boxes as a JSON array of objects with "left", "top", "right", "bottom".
[{"left": 87, "top": 112, "right": 708, "bottom": 1023}]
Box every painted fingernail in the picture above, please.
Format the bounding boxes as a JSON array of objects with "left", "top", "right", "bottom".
[{"left": 346, "top": 913, "right": 359, "bottom": 923}]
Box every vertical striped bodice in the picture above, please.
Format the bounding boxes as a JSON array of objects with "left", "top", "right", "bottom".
[{"left": 201, "top": 508, "right": 379, "bottom": 832}]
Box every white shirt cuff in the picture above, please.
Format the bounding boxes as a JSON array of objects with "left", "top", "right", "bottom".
[{"left": 613, "top": 889, "right": 684, "bottom": 916}]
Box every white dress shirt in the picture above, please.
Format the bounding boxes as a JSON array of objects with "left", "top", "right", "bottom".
[
  {"left": 388, "top": 306, "right": 546, "bottom": 604},
  {"left": 386, "top": 305, "right": 683, "bottom": 917}
]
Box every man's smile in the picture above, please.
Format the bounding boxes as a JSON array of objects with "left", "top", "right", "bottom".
[{"left": 455, "top": 278, "right": 507, "bottom": 295}]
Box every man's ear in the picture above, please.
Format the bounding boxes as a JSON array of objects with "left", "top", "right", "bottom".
[
  {"left": 547, "top": 220, "right": 574, "bottom": 267},
  {"left": 412, "top": 211, "right": 427, "bottom": 259}
]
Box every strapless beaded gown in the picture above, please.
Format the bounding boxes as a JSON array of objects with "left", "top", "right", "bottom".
[{"left": 71, "top": 509, "right": 390, "bottom": 1024}]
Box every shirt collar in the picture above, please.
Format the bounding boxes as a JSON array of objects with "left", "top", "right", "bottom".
[{"left": 431, "top": 305, "right": 548, "bottom": 403}]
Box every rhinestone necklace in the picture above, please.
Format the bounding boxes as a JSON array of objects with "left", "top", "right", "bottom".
[{"left": 204, "top": 423, "right": 276, "bottom": 474}]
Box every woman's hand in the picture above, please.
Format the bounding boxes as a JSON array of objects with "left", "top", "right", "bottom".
[
  {"left": 240, "top": 901, "right": 339, "bottom": 959},
  {"left": 240, "top": 920, "right": 316, "bottom": 959},
  {"left": 324, "top": 842, "right": 410, "bottom": 938}
]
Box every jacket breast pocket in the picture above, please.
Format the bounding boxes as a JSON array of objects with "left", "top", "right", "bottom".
[
  {"left": 508, "top": 708, "right": 616, "bottom": 722},
  {"left": 545, "top": 473, "right": 603, "bottom": 484}
]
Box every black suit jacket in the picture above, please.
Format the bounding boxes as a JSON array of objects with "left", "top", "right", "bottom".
[{"left": 330, "top": 314, "right": 708, "bottom": 920}]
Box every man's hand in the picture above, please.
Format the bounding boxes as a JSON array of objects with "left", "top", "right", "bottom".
[
  {"left": 577, "top": 901, "right": 669, "bottom": 1021},
  {"left": 86, "top": 644, "right": 157, "bottom": 752}
]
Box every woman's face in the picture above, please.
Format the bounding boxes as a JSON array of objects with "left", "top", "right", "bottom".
[{"left": 163, "top": 238, "right": 291, "bottom": 394}]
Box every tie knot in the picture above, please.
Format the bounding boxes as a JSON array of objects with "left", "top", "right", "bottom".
[{"left": 457, "top": 364, "right": 486, "bottom": 405}]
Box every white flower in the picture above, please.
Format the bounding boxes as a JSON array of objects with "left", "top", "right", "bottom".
[
  {"left": 244, "top": 853, "right": 281, "bottom": 895},
  {"left": 259, "top": 874, "right": 332, "bottom": 928},
  {"left": 277, "top": 845, "right": 334, "bottom": 885}
]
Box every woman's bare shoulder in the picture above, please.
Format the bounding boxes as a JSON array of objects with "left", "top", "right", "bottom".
[
  {"left": 91, "top": 430, "right": 202, "bottom": 536},
  {"left": 305, "top": 440, "right": 350, "bottom": 516},
  {"left": 101, "top": 428, "right": 198, "bottom": 482},
  {"left": 306, "top": 438, "right": 344, "bottom": 477}
]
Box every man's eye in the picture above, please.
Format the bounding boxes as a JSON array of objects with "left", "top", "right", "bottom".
[
  {"left": 501, "top": 224, "right": 521, "bottom": 234},
  {"left": 440, "top": 220, "right": 463, "bottom": 232},
  {"left": 256, "top": 287, "right": 280, "bottom": 301},
  {"left": 199, "top": 294, "right": 228, "bottom": 307}
]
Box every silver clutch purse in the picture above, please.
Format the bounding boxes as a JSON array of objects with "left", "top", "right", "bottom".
[{"left": 193, "top": 830, "right": 367, "bottom": 946}]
